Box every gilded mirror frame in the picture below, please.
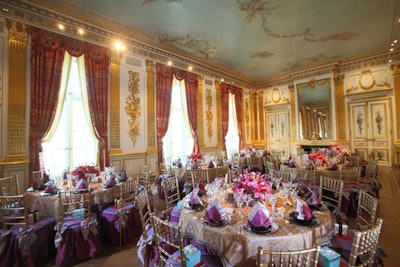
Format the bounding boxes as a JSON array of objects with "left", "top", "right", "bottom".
[{"left": 295, "top": 78, "right": 333, "bottom": 140}]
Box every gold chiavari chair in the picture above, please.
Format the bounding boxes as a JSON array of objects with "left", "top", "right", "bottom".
[
  {"left": 151, "top": 214, "right": 221, "bottom": 267},
  {"left": 135, "top": 189, "right": 153, "bottom": 266},
  {"left": 339, "top": 166, "right": 362, "bottom": 184},
  {"left": 55, "top": 188, "right": 101, "bottom": 266},
  {"left": 0, "top": 193, "right": 29, "bottom": 229},
  {"left": 138, "top": 164, "right": 152, "bottom": 192},
  {"left": 319, "top": 176, "right": 344, "bottom": 214},
  {"left": 191, "top": 169, "right": 208, "bottom": 185},
  {"left": 159, "top": 163, "right": 172, "bottom": 176},
  {"left": 136, "top": 189, "right": 152, "bottom": 240},
  {"left": 347, "top": 218, "right": 383, "bottom": 267},
  {"left": 151, "top": 213, "right": 186, "bottom": 267},
  {"left": 101, "top": 178, "right": 139, "bottom": 245},
  {"left": 344, "top": 155, "right": 361, "bottom": 167},
  {"left": 32, "top": 169, "right": 50, "bottom": 189},
  {"left": 356, "top": 189, "right": 378, "bottom": 231},
  {"left": 265, "top": 161, "right": 276, "bottom": 175},
  {"left": 0, "top": 192, "right": 56, "bottom": 266},
  {"left": 256, "top": 245, "right": 320, "bottom": 267},
  {"left": 0, "top": 174, "right": 20, "bottom": 196},
  {"left": 163, "top": 176, "right": 181, "bottom": 211}
]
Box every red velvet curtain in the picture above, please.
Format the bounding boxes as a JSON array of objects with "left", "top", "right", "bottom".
[
  {"left": 30, "top": 28, "right": 66, "bottom": 179},
  {"left": 156, "top": 64, "right": 174, "bottom": 165},
  {"left": 85, "top": 43, "right": 111, "bottom": 170},
  {"left": 220, "top": 82, "right": 244, "bottom": 151},
  {"left": 30, "top": 28, "right": 110, "bottom": 185},
  {"left": 155, "top": 63, "right": 199, "bottom": 165}
]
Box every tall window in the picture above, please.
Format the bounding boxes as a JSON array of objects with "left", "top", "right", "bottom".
[
  {"left": 42, "top": 54, "right": 98, "bottom": 175},
  {"left": 225, "top": 93, "right": 239, "bottom": 159},
  {"left": 162, "top": 78, "right": 194, "bottom": 164}
]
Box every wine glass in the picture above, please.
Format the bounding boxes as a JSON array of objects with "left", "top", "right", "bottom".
[
  {"left": 268, "top": 193, "right": 277, "bottom": 214},
  {"left": 243, "top": 194, "right": 252, "bottom": 208},
  {"left": 235, "top": 195, "right": 244, "bottom": 219}
]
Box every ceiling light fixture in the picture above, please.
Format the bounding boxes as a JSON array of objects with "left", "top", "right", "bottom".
[
  {"left": 188, "top": 66, "right": 193, "bottom": 71},
  {"left": 58, "top": 24, "right": 65, "bottom": 30},
  {"left": 167, "top": 60, "right": 172, "bottom": 66},
  {"left": 78, "top": 28, "right": 84, "bottom": 36},
  {"left": 114, "top": 40, "right": 126, "bottom": 51}
]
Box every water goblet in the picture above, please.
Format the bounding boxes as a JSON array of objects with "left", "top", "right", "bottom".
[
  {"left": 268, "top": 194, "right": 277, "bottom": 214},
  {"left": 235, "top": 196, "right": 244, "bottom": 219}
]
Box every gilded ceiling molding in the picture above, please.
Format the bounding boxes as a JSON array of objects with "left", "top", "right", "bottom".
[
  {"left": 205, "top": 88, "right": 213, "bottom": 142},
  {"left": 0, "top": 0, "right": 250, "bottom": 88},
  {"left": 125, "top": 70, "right": 141, "bottom": 146}
]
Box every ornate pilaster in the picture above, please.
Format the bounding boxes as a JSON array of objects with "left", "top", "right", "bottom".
[
  {"left": 4, "top": 20, "right": 29, "bottom": 163},
  {"left": 146, "top": 60, "right": 157, "bottom": 152},
  {"left": 288, "top": 84, "right": 297, "bottom": 141},
  {"left": 215, "top": 81, "right": 223, "bottom": 148},
  {"left": 197, "top": 76, "right": 205, "bottom": 150},
  {"left": 258, "top": 91, "right": 264, "bottom": 144},
  {"left": 392, "top": 64, "right": 400, "bottom": 143},
  {"left": 334, "top": 73, "right": 346, "bottom": 142},
  {"left": 109, "top": 51, "right": 123, "bottom": 156}
]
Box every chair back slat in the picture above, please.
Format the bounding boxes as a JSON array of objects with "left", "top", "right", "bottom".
[
  {"left": 58, "top": 189, "right": 92, "bottom": 222},
  {"left": 163, "top": 176, "right": 181, "bottom": 210},
  {"left": 319, "top": 176, "right": 344, "bottom": 213},
  {"left": 0, "top": 193, "right": 29, "bottom": 229},
  {"left": 0, "top": 175, "right": 20, "bottom": 196},
  {"left": 348, "top": 218, "right": 383, "bottom": 267},
  {"left": 136, "top": 189, "right": 152, "bottom": 240},
  {"left": 257, "top": 245, "right": 320, "bottom": 267},
  {"left": 151, "top": 213, "right": 186, "bottom": 267},
  {"left": 356, "top": 189, "right": 378, "bottom": 231}
]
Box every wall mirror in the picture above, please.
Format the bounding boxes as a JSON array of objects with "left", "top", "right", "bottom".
[{"left": 296, "top": 78, "right": 332, "bottom": 140}]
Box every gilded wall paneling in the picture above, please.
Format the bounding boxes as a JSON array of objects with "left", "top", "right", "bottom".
[
  {"left": 109, "top": 51, "right": 123, "bottom": 155},
  {"left": 244, "top": 93, "right": 250, "bottom": 144},
  {"left": 197, "top": 76, "right": 205, "bottom": 149},
  {"left": 334, "top": 74, "right": 346, "bottom": 142},
  {"left": 264, "top": 88, "right": 289, "bottom": 106},
  {"left": 215, "top": 81, "right": 223, "bottom": 148},
  {"left": 203, "top": 77, "right": 217, "bottom": 147},
  {"left": 391, "top": 64, "right": 400, "bottom": 166},
  {"left": 5, "top": 20, "right": 28, "bottom": 162},
  {"left": 145, "top": 60, "right": 156, "bottom": 150},
  {"left": 120, "top": 64, "right": 147, "bottom": 154},
  {"left": 346, "top": 68, "right": 392, "bottom": 94}
]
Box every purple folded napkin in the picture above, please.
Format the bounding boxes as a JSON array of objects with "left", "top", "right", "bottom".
[
  {"left": 76, "top": 179, "right": 88, "bottom": 190},
  {"left": 189, "top": 187, "right": 203, "bottom": 206},
  {"left": 248, "top": 201, "right": 271, "bottom": 229},
  {"left": 204, "top": 198, "right": 226, "bottom": 222},
  {"left": 44, "top": 180, "right": 58, "bottom": 194},
  {"left": 296, "top": 199, "right": 313, "bottom": 221},
  {"left": 305, "top": 187, "right": 321, "bottom": 207}
]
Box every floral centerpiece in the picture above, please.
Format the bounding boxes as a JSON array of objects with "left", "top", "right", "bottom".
[
  {"left": 71, "top": 164, "right": 100, "bottom": 189},
  {"left": 241, "top": 145, "right": 256, "bottom": 157},
  {"left": 308, "top": 151, "right": 328, "bottom": 167},
  {"left": 232, "top": 172, "right": 271, "bottom": 202},
  {"left": 188, "top": 152, "right": 204, "bottom": 169}
]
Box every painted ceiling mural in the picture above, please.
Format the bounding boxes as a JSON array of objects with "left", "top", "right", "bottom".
[{"left": 29, "top": 0, "right": 397, "bottom": 82}]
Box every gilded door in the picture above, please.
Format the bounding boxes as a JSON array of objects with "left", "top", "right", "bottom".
[
  {"left": 349, "top": 100, "right": 392, "bottom": 165},
  {"left": 265, "top": 110, "right": 289, "bottom": 158}
]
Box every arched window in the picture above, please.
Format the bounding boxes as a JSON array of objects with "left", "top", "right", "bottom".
[
  {"left": 162, "top": 77, "right": 195, "bottom": 164},
  {"left": 42, "top": 54, "right": 98, "bottom": 175},
  {"left": 225, "top": 93, "right": 240, "bottom": 159}
]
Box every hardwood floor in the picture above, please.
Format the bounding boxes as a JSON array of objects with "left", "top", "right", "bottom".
[{"left": 62, "top": 167, "right": 400, "bottom": 267}]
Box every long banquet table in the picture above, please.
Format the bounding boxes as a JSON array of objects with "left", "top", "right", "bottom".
[{"left": 179, "top": 193, "right": 334, "bottom": 267}]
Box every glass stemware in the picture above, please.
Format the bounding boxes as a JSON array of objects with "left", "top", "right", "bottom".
[{"left": 268, "top": 193, "right": 277, "bottom": 214}]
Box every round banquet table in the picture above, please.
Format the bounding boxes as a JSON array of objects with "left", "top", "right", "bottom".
[
  {"left": 179, "top": 193, "right": 334, "bottom": 267},
  {"left": 25, "top": 182, "right": 124, "bottom": 221}
]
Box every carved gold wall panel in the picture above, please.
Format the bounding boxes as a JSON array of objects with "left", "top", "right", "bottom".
[
  {"left": 125, "top": 70, "right": 141, "bottom": 146},
  {"left": 347, "top": 69, "right": 391, "bottom": 94},
  {"left": 205, "top": 88, "right": 213, "bottom": 142}
]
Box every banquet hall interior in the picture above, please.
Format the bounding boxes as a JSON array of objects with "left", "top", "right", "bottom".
[{"left": 1, "top": 0, "right": 400, "bottom": 266}]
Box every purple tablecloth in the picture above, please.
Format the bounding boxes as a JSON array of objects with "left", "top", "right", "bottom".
[
  {"left": 55, "top": 216, "right": 102, "bottom": 267},
  {"left": 0, "top": 217, "right": 56, "bottom": 267},
  {"left": 101, "top": 204, "right": 142, "bottom": 245}
]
